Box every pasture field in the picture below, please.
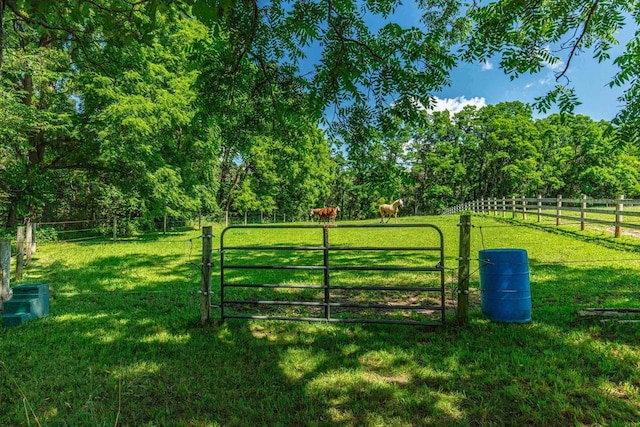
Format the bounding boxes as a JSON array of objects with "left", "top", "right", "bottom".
[{"left": 1, "top": 214, "right": 639, "bottom": 426}]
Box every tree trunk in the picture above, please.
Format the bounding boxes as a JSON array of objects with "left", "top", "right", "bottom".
[
  {"left": 6, "top": 200, "right": 18, "bottom": 228},
  {"left": 0, "top": 0, "right": 5, "bottom": 70},
  {"left": 224, "top": 163, "right": 248, "bottom": 212}
]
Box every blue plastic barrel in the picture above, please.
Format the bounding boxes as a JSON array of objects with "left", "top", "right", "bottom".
[{"left": 479, "top": 249, "right": 531, "bottom": 323}]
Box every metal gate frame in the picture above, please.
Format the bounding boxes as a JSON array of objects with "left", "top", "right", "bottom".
[{"left": 220, "top": 223, "right": 446, "bottom": 326}]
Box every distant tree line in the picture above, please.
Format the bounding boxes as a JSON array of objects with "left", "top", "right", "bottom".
[{"left": 335, "top": 101, "right": 640, "bottom": 219}]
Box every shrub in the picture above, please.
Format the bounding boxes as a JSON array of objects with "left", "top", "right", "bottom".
[{"left": 35, "top": 226, "right": 59, "bottom": 243}]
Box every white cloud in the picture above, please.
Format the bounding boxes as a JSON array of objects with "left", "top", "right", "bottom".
[
  {"left": 544, "top": 59, "right": 563, "bottom": 71},
  {"left": 481, "top": 60, "right": 493, "bottom": 71},
  {"left": 429, "top": 96, "right": 487, "bottom": 115},
  {"left": 541, "top": 47, "right": 563, "bottom": 70},
  {"left": 525, "top": 82, "right": 534, "bottom": 89}
]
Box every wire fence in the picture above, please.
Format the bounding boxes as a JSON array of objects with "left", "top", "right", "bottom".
[{"left": 3, "top": 214, "right": 639, "bottom": 323}]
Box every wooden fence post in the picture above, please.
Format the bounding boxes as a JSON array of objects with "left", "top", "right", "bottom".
[
  {"left": 31, "top": 222, "right": 37, "bottom": 254},
  {"left": 537, "top": 194, "right": 542, "bottom": 223},
  {"left": 1, "top": 240, "right": 12, "bottom": 311},
  {"left": 16, "top": 226, "right": 25, "bottom": 280},
  {"left": 200, "top": 226, "right": 213, "bottom": 325},
  {"left": 502, "top": 197, "right": 506, "bottom": 217},
  {"left": 556, "top": 195, "right": 562, "bottom": 226},
  {"left": 25, "top": 221, "right": 33, "bottom": 266},
  {"left": 581, "top": 194, "right": 587, "bottom": 231},
  {"left": 521, "top": 196, "right": 527, "bottom": 221},
  {"left": 457, "top": 214, "right": 471, "bottom": 325},
  {"left": 511, "top": 196, "right": 516, "bottom": 218},
  {"left": 615, "top": 194, "right": 624, "bottom": 238},
  {"left": 493, "top": 197, "right": 497, "bottom": 215}
]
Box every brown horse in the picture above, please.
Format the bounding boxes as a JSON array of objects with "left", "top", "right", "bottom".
[
  {"left": 379, "top": 199, "right": 403, "bottom": 223},
  {"left": 310, "top": 206, "right": 340, "bottom": 223}
]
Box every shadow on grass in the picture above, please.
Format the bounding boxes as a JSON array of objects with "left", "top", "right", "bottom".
[
  {"left": 2, "top": 309, "right": 638, "bottom": 425},
  {"left": 1, "top": 242, "right": 639, "bottom": 425}
]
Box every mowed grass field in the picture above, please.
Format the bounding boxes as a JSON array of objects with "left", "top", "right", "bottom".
[{"left": 1, "top": 214, "right": 639, "bottom": 426}]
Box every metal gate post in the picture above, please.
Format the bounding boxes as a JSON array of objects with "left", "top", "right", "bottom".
[
  {"left": 200, "top": 226, "right": 213, "bottom": 325},
  {"left": 457, "top": 215, "right": 471, "bottom": 324},
  {"left": 323, "top": 226, "right": 330, "bottom": 321}
]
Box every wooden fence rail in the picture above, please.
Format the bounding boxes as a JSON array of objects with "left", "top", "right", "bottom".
[{"left": 443, "top": 195, "right": 640, "bottom": 238}]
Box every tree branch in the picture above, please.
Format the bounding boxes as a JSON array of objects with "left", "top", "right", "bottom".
[
  {"left": 0, "top": 0, "right": 5, "bottom": 70},
  {"left": 5, "top": 1, "right": 87, "bottom": 36},
  {"left": 326, "top": 0, "right": 387, "bottom": 62},
  {"left": 556, "top": 0, "right": 599, "bottom": 82},
  {"left": 231, "top": 0, "right": 259, "bottom": 75}
]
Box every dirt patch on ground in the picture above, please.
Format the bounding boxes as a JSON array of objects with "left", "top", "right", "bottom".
[
  {"left": 589, "top": 226, "right": 640, "bottom": 239},
  {"left": 607, "top": 227, "right": 640, "bottom": 238}
]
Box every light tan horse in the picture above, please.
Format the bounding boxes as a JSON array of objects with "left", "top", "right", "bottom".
[{"left": 379, "top": 199, "right": 404, "bottom": 223}]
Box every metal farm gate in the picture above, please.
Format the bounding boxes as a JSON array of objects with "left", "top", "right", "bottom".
[{"left": 219, "top": 224, "right": 446, "bottom": 326}]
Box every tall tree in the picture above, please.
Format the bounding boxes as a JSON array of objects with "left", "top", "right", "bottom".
[
  {"left": 405, "top": 110, "right": 465, "bottom": 213},
  {"left": 189, "top": 0, "right": 465, "bottom": 144},
  {"left": 463, "top": 0, "right": 640, "bottom": 142},
  {"left": 537, "top": 114, "right": 640, "bottom": 197},
  {"left": 231, "top": 127, "right": 334, "bottom": 219},
  {"left": 0, "top": 0, "right": 187, "bottom": 226}
]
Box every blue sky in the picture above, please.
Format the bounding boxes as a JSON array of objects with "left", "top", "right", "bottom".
[
  {"left": 394, "top": 4, "right": 637, "bottom": 121},
  {"left": 430, "top": 28, "right": 634, "bottom": 121},
  {"left": 293, "top": 2, "right": 636, "bottom": 123}
]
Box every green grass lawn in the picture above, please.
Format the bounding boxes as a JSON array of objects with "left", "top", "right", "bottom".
[{"left": 1, "top": 214, "right": 639, "bottom": 426}]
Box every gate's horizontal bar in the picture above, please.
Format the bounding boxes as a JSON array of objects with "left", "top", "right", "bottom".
[
  {"left": 224, "top": 299, "right": 444, "bottom": 311},
  {"left": 222, "top": 284, "right": 442, "bottom": 291},
  {"left": 223, "top": 245, "right": 442, "bottom": 252},
  {"left": 223, "top": 245, "right": 325, "bottom": 251},
  {"left": 223, "top": 265, "right": 324, "bottom": 270},
  {"left": 223, "top": 283, "right": 324, "bottom": 289},
  {"left": 330, "top": 266, "right": 442, "bottom": 272},
  {"left": 330, "top": 285, "right": 443, "bottom": 292},
  {"left": 223, "top": 314, "right": 442, "bottom": 326},
  {"left": 330, "top": 246, "right": 442, "bottom": 251},
  {"left": 225, "top": 314, "right": 327, "bottom": 322},
  {"left": 222, "top": 224, "right": 444, "bottom": 229},
  {"left": 225, "top": 300, "right": 326, "bottom": 306},
  {"left": 330, "top": 302, "right": 444, "bottom": 310},
  {"left": 224, "top": 265, "right": 442, "bottom": 272}
]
